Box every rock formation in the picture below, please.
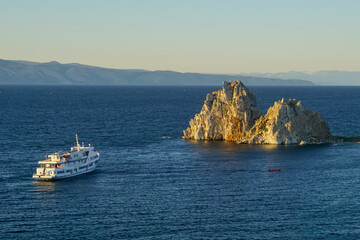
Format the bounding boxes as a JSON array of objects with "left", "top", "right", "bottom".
[
  {"left": 240, "top": 98, "right": 332, "bottom": 144},
  {"left": 183, "top": 81, "right": 333, "bottom": 145},
  {"left": 182, "top": 80, "right": 262, "bottom": 141}
]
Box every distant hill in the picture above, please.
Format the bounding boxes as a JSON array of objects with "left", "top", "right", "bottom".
[
  {"left": 0, "top": 59, "right": 314, "bottom": 86},
  {"left": 244, "top": 71, "right": 360, "bottom": 86}
]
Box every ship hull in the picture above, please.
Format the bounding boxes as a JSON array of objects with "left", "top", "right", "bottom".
[{"left": 32, "top": 164, "right": 97, "bottom": 180}]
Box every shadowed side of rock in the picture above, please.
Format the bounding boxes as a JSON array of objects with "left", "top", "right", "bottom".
[
  {"left": 240, "top": 98, "right": 332, "bottom": 144},
  {"left": 182, "top": 80, "right": 261, "bottom": 141}
]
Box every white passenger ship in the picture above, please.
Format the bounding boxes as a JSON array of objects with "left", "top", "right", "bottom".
[{"left": 33, "top": 135, "right": 100, "bottom": 180}]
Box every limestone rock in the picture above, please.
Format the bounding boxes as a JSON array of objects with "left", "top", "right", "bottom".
[
  {"left": 241, "top": 98, "right": 332, "bottom": 144},
  {"left": 182, "top": 80, "right": 261, "bottom": 141}
]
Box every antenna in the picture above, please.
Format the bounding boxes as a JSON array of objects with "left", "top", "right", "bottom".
[{"left": 76, "top": 134, "right": 80, "bottom": 151}]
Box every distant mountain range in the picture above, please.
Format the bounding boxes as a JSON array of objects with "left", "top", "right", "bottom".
[
  {"left": 244, "top": 71, "right": 360, "bottom": 86},
  {"left": 0, "top": 59, "right": 316, "bottom": 86}
]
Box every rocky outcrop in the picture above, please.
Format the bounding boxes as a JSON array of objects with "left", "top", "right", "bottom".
[
  {"left": 240, "top": 98, "right": 332, "bottom": 144},
  {"left": 183, "top": 81, "right": 333, "bottom": 145},
  {"left": 182, "top": 80, "right": 262, "bottom": 141}
]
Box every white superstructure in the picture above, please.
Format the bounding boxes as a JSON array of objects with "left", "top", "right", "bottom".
[{"left": 33, "top": 134, "right": 100, "bottom": 180}]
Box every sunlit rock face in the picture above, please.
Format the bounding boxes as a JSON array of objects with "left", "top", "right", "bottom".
[
  {"left": 182, "top": 80, "right": 261, "bottom": 141},
  {"left": 241, "top": 98, "right": 332, "bottom": 145},
  {"left": 183, "top": 81, "right": 333, "bottom": 145}
]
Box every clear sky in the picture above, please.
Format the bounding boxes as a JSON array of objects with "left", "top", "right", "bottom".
[{"left": 1, "top": 0, "right": 359, "bottom": 73}]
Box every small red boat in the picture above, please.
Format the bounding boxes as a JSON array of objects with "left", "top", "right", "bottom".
[{"left": 268, "top": 168, "right": 281, "bottom": 172}]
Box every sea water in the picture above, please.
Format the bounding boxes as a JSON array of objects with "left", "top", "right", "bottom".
[{"left": 0, "top": 85, "right": 360, "bottom": 239}]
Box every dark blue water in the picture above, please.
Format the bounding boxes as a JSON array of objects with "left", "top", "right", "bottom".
[{"left": 1, "top": 85, "right": 360, "bottom": 239}]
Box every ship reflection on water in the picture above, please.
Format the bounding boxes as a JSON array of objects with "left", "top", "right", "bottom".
[{"left": 33, "top": 180, "right": 56, "bottom": 192}]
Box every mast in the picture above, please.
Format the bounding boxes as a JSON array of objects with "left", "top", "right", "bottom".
[{"left": 76, "top": 134, "right": 80, "bottom": 151}]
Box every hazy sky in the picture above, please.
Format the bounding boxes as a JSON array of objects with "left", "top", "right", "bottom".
[{"left": 1, "top": 0, "right": 359, "bottom": 73}]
